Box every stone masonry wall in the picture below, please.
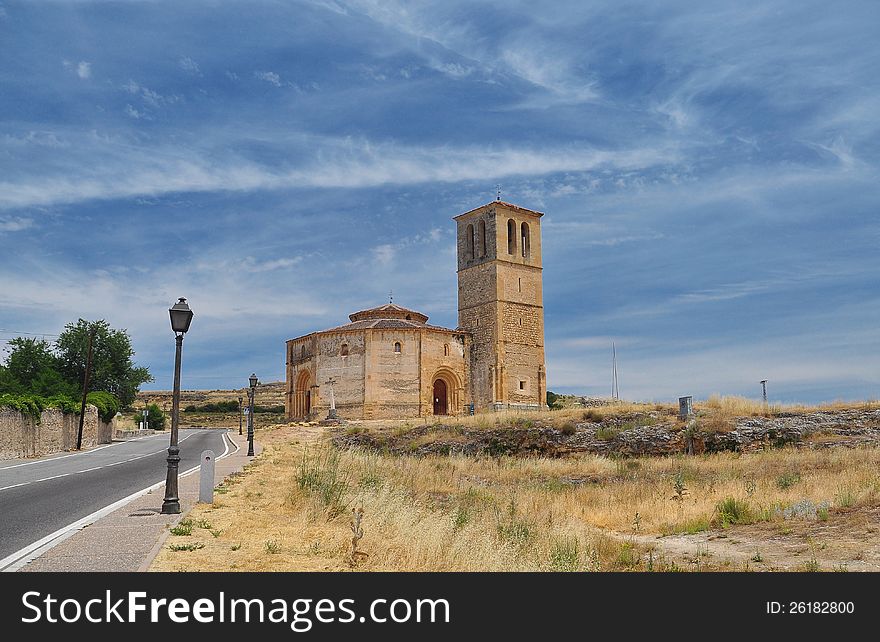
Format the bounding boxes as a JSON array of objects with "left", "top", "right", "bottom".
[{"left": 0, "top": 405, "right": 113, "bottom": 459}]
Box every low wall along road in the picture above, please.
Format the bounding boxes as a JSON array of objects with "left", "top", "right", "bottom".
[{"left": 0, "top": 406, "right": 113, "bottom": 459}]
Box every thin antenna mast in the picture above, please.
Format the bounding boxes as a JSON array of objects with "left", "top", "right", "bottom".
[{"left": 612, "top": 342, "right": 619, "bottom": 400}]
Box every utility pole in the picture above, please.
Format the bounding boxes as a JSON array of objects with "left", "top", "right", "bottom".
[
  {"left": 76, "top": 325, "right": 96, "bottom": 451},
  {"left": 611, "top": 342, "right": 620, "bottom": 400}
]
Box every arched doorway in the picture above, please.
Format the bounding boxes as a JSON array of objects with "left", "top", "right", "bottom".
[
  {"left": 433, "top": 378, "right": 448, "bottom": 415},
  {"left": 295, "top": 371, "right": 312, "bottom": 418}
]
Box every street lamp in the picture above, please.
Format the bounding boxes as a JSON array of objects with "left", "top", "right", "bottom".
[
  {"left": 161, "top": 297, "right": 194, "bottom": 515},
  {"left": 238, "top": 395, "right": 243, "bottom": 436},
  {"left": 247, "top": 373, "right": 257, "bottom": 457}
]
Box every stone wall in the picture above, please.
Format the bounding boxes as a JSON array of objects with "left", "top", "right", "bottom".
[{"left": 0, "top": 404, "right": 113, "bottom": 459}]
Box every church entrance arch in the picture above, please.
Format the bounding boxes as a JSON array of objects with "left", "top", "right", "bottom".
[
  {"left": 295, "top": 370, "right": 312, "bottom": 418},
  {"left": 433, "top": 379, "right": 448, "bottom": 415},
  {"left": 431, "top": 368, "right": 461, "bottom": 416}
]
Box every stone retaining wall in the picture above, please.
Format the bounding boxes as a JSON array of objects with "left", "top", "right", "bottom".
[{"left": 0, "top": 405, "right": 113, "bottom": 459}]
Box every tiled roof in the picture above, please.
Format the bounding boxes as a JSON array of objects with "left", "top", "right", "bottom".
[
  {"left": 321, "top": 318, "right": 458, "bottom": 333},
  {"left": 348, "top": 302, "right": 429, "bottom": 324},
  {"left": 454, "top": 200, "right": 544, "bottom": 220}
]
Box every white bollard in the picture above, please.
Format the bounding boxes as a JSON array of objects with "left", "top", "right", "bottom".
[{"left": 199, "top": 450, "right": 215, "bottom": 504}]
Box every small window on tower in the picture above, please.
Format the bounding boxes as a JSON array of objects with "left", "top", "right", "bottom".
[
  {"left": 519, "top": 380, "right": 526, "bottom": 390},
  {"left": 301, "top": 346, "right": 306, "bottom": 360},
  {"left": 340, "top": 344, "right": 349, "bottom": 356},
  {"left": 444, "top": 344, "right": 449, "bottom": 356},
  {"left": 394, "top": 342, "right": 402, "bottom": 354}
]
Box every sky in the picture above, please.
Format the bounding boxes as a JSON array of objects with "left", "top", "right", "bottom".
[{"left": 0, "top": 0, "right": 878, "bottom": 404}]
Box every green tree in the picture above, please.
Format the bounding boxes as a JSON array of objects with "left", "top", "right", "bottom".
[
  {"left": 55, "top": 319, "right": 152, "bottom": 408},
  {"left": 2, "top": 338, "right": 57, "bottom": 389},
  {"left": 134, "top": 403, "right": 166, "bottom": 430},
  {"left": 547, "top": 390, "right": 563, "bottom": 410}
]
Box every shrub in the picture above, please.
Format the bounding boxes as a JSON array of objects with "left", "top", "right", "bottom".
[
  {"left": 0, "top": 392, "right": 86, "bottom": 421},
  {"left": 87, "top": 391, "right": 120, "bottom": 423},
  {"left": 559, "top": 422, "right": 576, "bottom": 436},
  {"left": 184, "top": 400, "right": 240, "bottom": 413},
  {"left": 713, "top": 497, "right": 754, "bottom": 528},
  {"left": 548, "top": 537, "right": 580, "bottom": 571},
  {"left": 835, "top": 487, "right": 856, "bottom": 508},
  {"left": 295, "top": 446, "right": 349, "bottom": 518},
  {"left": 775, "top": 471, "right": 801, "bottom": 490},
  {"left": 0, "top": 393, "right": 47, "bottom": 419},
  {"left": 170, "top": 519, "right": 193, "bottom": 536},
  {"left": 595, "top": 425, "right": 619, "bottom": 440},
  {"left": 264, "top": 540, "right": 281, "bottom": 554},
  {"left": 169, "top": 542, "right": 204, "bottom": 552},
  {"left": 132, "top": 402, "right": 165, "bottom": 430}
]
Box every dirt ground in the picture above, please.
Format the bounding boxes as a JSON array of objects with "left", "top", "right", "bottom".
[{"left": 622, "top": 506, "right": 880, "bottom": 572}]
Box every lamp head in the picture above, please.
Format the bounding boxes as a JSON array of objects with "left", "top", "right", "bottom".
[{"left": 169, "top": 298, "right": 194, "bottom": 334}]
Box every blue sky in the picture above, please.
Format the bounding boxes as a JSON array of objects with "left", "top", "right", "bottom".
[{"left": 1, "top": 0, "right": 878, "bottom": 403}]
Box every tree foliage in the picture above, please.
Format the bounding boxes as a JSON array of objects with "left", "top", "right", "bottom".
[
  {"left": 55, "top": 319, "right": 152, "bottom": 408},
  {"left": 547, "top": 390, "right": 563, "bottom": 410},
  {"left": 134, "top": 403, "right": 166, "bottom": 430},
  {"left": 86, "top": 391, "right": 121, "bottom": 423},
  {"left": 0, "top": 319, "right": 151, "bottom": 409}
]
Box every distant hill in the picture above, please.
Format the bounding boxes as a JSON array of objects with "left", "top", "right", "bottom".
[{"left": 137, "top": 381, "right": 286, "bottom": 410}]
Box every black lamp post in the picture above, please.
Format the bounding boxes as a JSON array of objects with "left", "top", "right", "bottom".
[
  {"left": 238, "top": 395, "right": 243, "bottom": 436},
  {"left": 247, "top": 373, "right": 257, "bottom": 457},
  {"left": 161, "top": 297, "right": 193, "bottom": 514}
]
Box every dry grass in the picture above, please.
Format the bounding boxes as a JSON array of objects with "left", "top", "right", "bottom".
[{"left": 151, "top": 417, "right": 880, "bottom": 573}]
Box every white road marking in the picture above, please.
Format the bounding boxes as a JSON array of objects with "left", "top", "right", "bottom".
[
  {"left": 0, "top": 430, "right": 236, "bottom": 572},
  {"left": 0, "top": 443, "right": 117, "bottom": 471},
  {"left": 0, "top": 429, "right": 194, "bottom": 472},
  {"left": 0, "top": 433, "right": 198, "bottom": 493}
]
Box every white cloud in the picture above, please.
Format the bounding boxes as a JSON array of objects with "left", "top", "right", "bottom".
[
  {"left": 124, "top": 104, "right": 146, "bottom": 120},
  {"left": 62, "top": 60, "right": 92, "bottom": 79},
  {"left": 178, "top": 56, "right": 200, "bottom": 74},
  {"left": 372, "top": 244, "right": 396, "bottom": 265},
  {"left": 0, "top": 135, "right": 678, "bottom": 210},
  {"left": 0, "top": 216, "right": 33, "bottom": 232},
  {"left": 255, "top": 70, "right": 282, "bottom": 87}
]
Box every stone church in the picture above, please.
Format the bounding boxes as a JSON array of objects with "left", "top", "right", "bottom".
[{"left": 285, "top": 200, "right": 547, "bottom": 420}]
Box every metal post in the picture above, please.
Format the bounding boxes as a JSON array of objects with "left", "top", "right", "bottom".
[
  {"left": 238, "top": 395, "right": 243, "bottom": 436},
  {"left": 247, "top": 385, "right": 255, "bottom": 457},
  {"left": 161, "top": 334, "right": 184, "bottom": 514},
  {"left": 760, "top": 380, "right": 768, "bottom": 405}
]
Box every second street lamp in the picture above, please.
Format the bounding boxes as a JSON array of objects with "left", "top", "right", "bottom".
[
  {"left": 247, "top": 373, "right": 257, "bottom": 456},
  {"left": 161, "top": 297, "right": 194, "bottom": 515}
]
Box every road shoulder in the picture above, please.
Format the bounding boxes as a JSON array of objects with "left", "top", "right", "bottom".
[{"left": 18, "top": 430, "right": 259, "bottom": 572}]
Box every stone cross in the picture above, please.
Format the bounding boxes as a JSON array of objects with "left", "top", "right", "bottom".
[{"left": 326, "top": 377, "right": 338, "bottom": 420}]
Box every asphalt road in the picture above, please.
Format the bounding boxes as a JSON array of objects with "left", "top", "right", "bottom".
[{"left": 0, "top": 429, "right": 226, "bottom": 563}]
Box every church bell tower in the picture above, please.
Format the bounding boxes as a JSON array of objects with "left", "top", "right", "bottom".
[{"left": 455, "top": 201, "right": 547, "bottom": 411}]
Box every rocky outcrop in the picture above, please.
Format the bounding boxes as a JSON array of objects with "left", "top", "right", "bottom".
[{"left": 332, "top": 409, "right": 880, "bottom": 458}]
